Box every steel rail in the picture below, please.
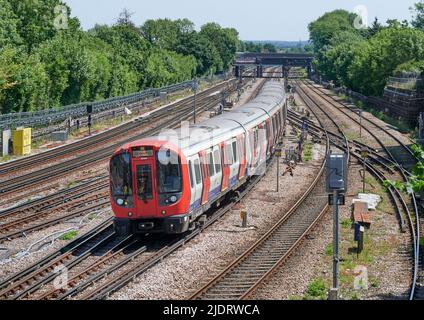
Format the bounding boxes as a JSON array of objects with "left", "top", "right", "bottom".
[
  {"left": 300, "top": 81, "right": 420, "bottom": 300},
  {"left": 0, "top": 80, "right": 236, "bottom": 178},
  {"left": 0, "top": 86, "right": 232, "bottom": 197}
]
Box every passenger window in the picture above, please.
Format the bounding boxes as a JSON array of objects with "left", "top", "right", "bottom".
[
  {"left": 136, "top": 165, "right": 153, "bottom": 200},
  {"left": 225, "top": 144, "right": 233, "bottom": 165},
  {"left": 213, "top": 150, "right": 222, "bottom": 173},
  {"left": 208, "top": 152, "right": 215, "bottom": 176},
  {"left": 189, "top": 160, "right": 194, "bottom": 188},
  {"left": 232, "top": 141, "right": 238, "bottom": 163},
  {"left": 194, "top": 159, "right": 202, "bottom": 184}
]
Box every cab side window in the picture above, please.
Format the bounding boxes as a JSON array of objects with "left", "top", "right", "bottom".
[
  {"left": 208, "top": 152, "right": 215, "bottom": 176},
  {"left": 188, "top": 160, "right": 194, "bottom": 188},
  {"left": 194, "top": 159, "right": 202, "bottom": 184},
  {"left": 232, "top": 141, "right": 238, "bottom": 163},
  {"left": 213, "top": 149, "right": 222, "bottom": 173}
]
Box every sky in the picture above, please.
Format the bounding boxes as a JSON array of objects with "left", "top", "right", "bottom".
[{"left": 64, "top": 0, "right": 418, "bottom": 41}]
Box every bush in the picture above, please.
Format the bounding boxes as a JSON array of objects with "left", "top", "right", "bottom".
[{"left": 306, "top": 278, "right": 328, "bottom": 299}]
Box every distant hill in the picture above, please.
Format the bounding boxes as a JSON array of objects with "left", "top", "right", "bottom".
[{"left": 244, "top": 40, "right": 310, "bottom": 48}]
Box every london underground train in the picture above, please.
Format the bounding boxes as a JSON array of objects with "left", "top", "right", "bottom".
[{"left": 110, "top": 81, "right": 287, "bottom": 236}]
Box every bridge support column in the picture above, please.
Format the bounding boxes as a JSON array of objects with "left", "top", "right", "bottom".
[
  {"left": 283, "top": 66, "right": 290, "bottom": 87},
  {"left": 307, "top": 65, "right": 312, "bottom": 79},
  {"left": 256, "top": 65, "right": 263, "bottom": 78},
  {"left": 235, "top": 65, "right": 241, "bottom": 78}
]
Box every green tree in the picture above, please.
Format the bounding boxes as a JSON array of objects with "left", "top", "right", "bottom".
[
  {"left": 35, "top": 32, "right": 116, "bottom": 106},
  {"left": 200, "top": 23, "right": 239, "bottom": 71},
  {"left": 107, "top": 55, "right": 138, "bottom": 97},
  {"left": 91, "top": 24, "right": 150, "bottom": 89},
  {"left": 0, "top": 0, "right": 22, "bottom": 48},
  {"left": 0, "top": 47, "right": 20, "bottom": 111},
  {"left": 176, "top": 31, "right": 222, "bottom": 75},
  {"left": 141, "top": 18, "right": 182, "bottom": 50},
  {"left": 411, "top": 1, "right": 424, "bottom": 30},
  {"left": 349, "top": 28, "right": 424, "bottom": 95},
  {"left": 145, "top": 49, "right": 196, "bottom": 88},
  {"left": 1, "top": 48, "right": 49, "bottom": 113},
  {"left": 320, "top": 31, "right": 366, "bottom": 86},
  {"left": 368, "top": 17, "right": 383, "bottom": 37},
  {"left": 7, "top": 0, "right": 80, "bottom": 52},
  {"left": 0, "top": 9, "right": 240, "bottom": 115},
  {"left": 308, "top": 10, "right": 360, "bottom": 54}
]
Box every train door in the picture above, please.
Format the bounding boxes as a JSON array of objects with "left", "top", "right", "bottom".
[
  {"left": 272, "top": 115, "right": 278, "bottom": 146},
  {"left": 133, "top": 158, "right": 158, "bottom": 217},
  {"left": 265, "top": 119, "right": 272, "bottom": 156},
  {"left": 221, "top": 142, "right": 230, "bottom": 192},
  {"left": 208, "top": 147, "right": 221, "bottom": 200},
  {"left": 237, "top": 134, "right": 247, "bottom": 179},
  {"left": 212, "top": 146, "right": 223, "bottom": 194},
  {"left": 254, "top": 128, "right": 261, "bottom": 168},
  {"left": 199, "top": 151, "right": 210, "bottom": 205},
  {"left": 257, "top": 123, "right": 267, "bottom": 171},
  {"left": 248, "top": 128, "right": 256, "bottom": 175},
  {"left": 228, "top": 139, "right": 240, "bottom": 187},
  {"left": 188, "top": 155, "right": 203, "bottom": 211}
]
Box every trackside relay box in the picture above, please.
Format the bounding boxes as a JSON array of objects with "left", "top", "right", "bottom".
[{"left": 326, "top": 153, "right": 348, "bottom": 193}]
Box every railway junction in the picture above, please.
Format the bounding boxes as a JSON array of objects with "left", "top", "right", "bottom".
[{"left": 0, "top": 66, "right": 421, "bottom": 303}]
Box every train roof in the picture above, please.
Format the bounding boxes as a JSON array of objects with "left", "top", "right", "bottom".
[{"left": 116, "top": 81, "right": 286, "bottom": 157}]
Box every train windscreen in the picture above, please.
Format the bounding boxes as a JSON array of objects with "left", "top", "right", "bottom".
[{"left": 110, "top": 152, "right": 133, "bottom": 207}]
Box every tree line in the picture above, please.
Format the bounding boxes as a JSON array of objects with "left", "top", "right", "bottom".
[
  {"left": 309, "top": 2, "right": 424, "bottom": 96},
  {"left": 0, "top": 1, "right": 242, "bottom": 114}
]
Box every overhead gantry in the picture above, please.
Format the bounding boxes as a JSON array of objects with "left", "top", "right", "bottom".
[{"left": 234, "top": 53, "right": 314, "bottom": 81}]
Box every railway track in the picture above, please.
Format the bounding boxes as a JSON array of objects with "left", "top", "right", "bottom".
[
  {"left": 0, "top": 91, "right": 230, "bottom": 239},
  {"left": 0, "top": 77, "right": 269, "bottom": 243},
  {"left": 303, "top": 82, "right": 424, "bottom": 300},
  {"left": 0, "top": 219, "right": 116, "bottom": 299},
  {"left": 0, "top": 78, "right": 269, "bottom": 300},
  {"left": 303, "top": 81, "right": 417, "bottom": 172},
  {"left": 188, "top": 77, "right": 354, "bottom": 301},
  {"left": 295, "top": 81, "right": 419, "bottom": 300},
  {"left": 0, "top": 79, "right": 263, "bottom": 241},
  {"left": 0, "top": 80, "right": 235, "bottom": 178},
  {"left": 189, "top": 115, "right": 332, "bottom": 300},
  {"left": 0, "top": 157, "right": 275, "bottom": 300},
  {"left": 0, "top": 80, "right": 236, "bottom": 181},
  {"left": 188, "top": 78, "right": 418, "bottom": 301},
  {"left": 0, "top": 82, "right": 238, "bottom": 200}
]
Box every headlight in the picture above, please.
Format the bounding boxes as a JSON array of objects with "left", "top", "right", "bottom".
[
  {"left": 169, "top": 196, "right": 178, "bottom": 203},
  {"left": 117, "top": 199, "right": 124, "bottom": 206}
]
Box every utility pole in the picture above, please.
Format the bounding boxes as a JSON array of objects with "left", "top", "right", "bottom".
[
  {"left": 361, "top": 147, "right": 368, "bottom": 193},
  {"left": 192, "top": 78, "right": 198, "bottom": 124},
  {"left": 326, "top": 153, "right": 348, "bottom": 301},
  {"left": 87, "top": 105, "right": 93, "bottom": 136},
  {"left": 418, "top": 113, "right": 424, "bottom": 147},
  {"left": 359, "top": 110, "right": 363, "bottom": 139},
  {"left": 275, "top": 145, "right": 283, "bottom": 193},
  {"left": 331, "top": 189, "right": 340, "bottom": 300}
]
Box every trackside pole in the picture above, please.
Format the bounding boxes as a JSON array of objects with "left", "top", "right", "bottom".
[{"left": 329, "top": 190, "right": 340, "bottom": 300}]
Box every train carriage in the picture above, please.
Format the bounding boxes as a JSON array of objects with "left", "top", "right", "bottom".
[{"left": 110, "top": 81, "right": 286, "bottom": 236}]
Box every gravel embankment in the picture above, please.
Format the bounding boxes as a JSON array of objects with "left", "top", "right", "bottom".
[{"left": 251, "top": 162, "right": 411, "bottom": 300}]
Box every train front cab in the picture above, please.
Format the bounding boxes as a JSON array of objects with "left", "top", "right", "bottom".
[{"left": 110, "top": 142, "right": 191, "bottom": 236}]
